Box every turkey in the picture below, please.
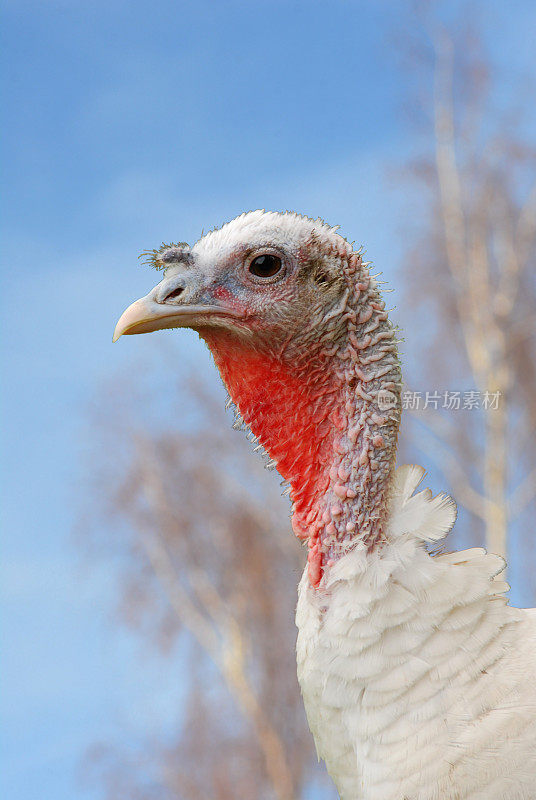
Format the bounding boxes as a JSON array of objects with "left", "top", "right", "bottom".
[{"left": 114, "top": 210, "right": 536, "bottom": 799}]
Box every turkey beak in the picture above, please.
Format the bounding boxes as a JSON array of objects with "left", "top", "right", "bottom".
[
  {"left": 113, "top": 274, "right": 243, "bottom": 342},
  {"left": 113, "top": 293, "right": 168, "bottom": 341}
]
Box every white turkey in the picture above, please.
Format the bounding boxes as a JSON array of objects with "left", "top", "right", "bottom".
[{"left": 114, "top": 210, "right": 536, "bottom": 799}]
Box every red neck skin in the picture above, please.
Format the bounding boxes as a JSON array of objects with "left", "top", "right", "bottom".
[{"left": 202, "top": 325, "right": 400, "bottom": 588}]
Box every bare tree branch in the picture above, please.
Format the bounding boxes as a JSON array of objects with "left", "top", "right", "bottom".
[
  {"left": 508, "top": 468, "right": 536, "bottom": 522},
  {"left": 136, "top": 436, "right": 298, "bottom": 800},
  {"left": 397, "top": 14, "right": 534, "bottom": 572}
]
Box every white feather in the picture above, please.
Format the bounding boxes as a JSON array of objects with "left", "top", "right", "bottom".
[{"left": 296, "top": 465, "right": 536, "bottom": 800}]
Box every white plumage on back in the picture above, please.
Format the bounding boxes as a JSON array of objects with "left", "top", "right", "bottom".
[{"left": 297, "top": 465, "right": 536, "bottom": 799}]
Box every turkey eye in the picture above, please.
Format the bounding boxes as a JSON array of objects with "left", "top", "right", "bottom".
[{"left": 249, "top": 254, "right": 282, "bottom": 278}]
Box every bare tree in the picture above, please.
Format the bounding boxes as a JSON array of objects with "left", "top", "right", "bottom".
[
  {"left": 395, "top": 9, "right": 536, "bottom": 590},
  {"left": 80, "top": 357, "right": 337, "bottom": 800}
]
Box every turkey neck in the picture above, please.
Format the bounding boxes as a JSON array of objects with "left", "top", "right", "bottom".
[{"left": 203, "top": 275, "right": 401, "bottom": 587}]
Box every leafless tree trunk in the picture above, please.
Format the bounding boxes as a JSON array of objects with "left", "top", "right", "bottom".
[
  {"left": 136, "top": 436, "right": 297, "bottom": 800},
  {"left": 398, "top": 13, "right": 535, "bottom": 580}
]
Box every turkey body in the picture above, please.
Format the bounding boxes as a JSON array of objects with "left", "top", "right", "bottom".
[
  {"left": 113, "top": 210, "right": 536, "bottom": 799},
  {"left": 297, "top": 466, "right": 536, "bottom": 800}
]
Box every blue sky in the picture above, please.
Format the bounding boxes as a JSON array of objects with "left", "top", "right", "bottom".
[{"left": 2, "top": 2, "right": 535, "bottom": 799}]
